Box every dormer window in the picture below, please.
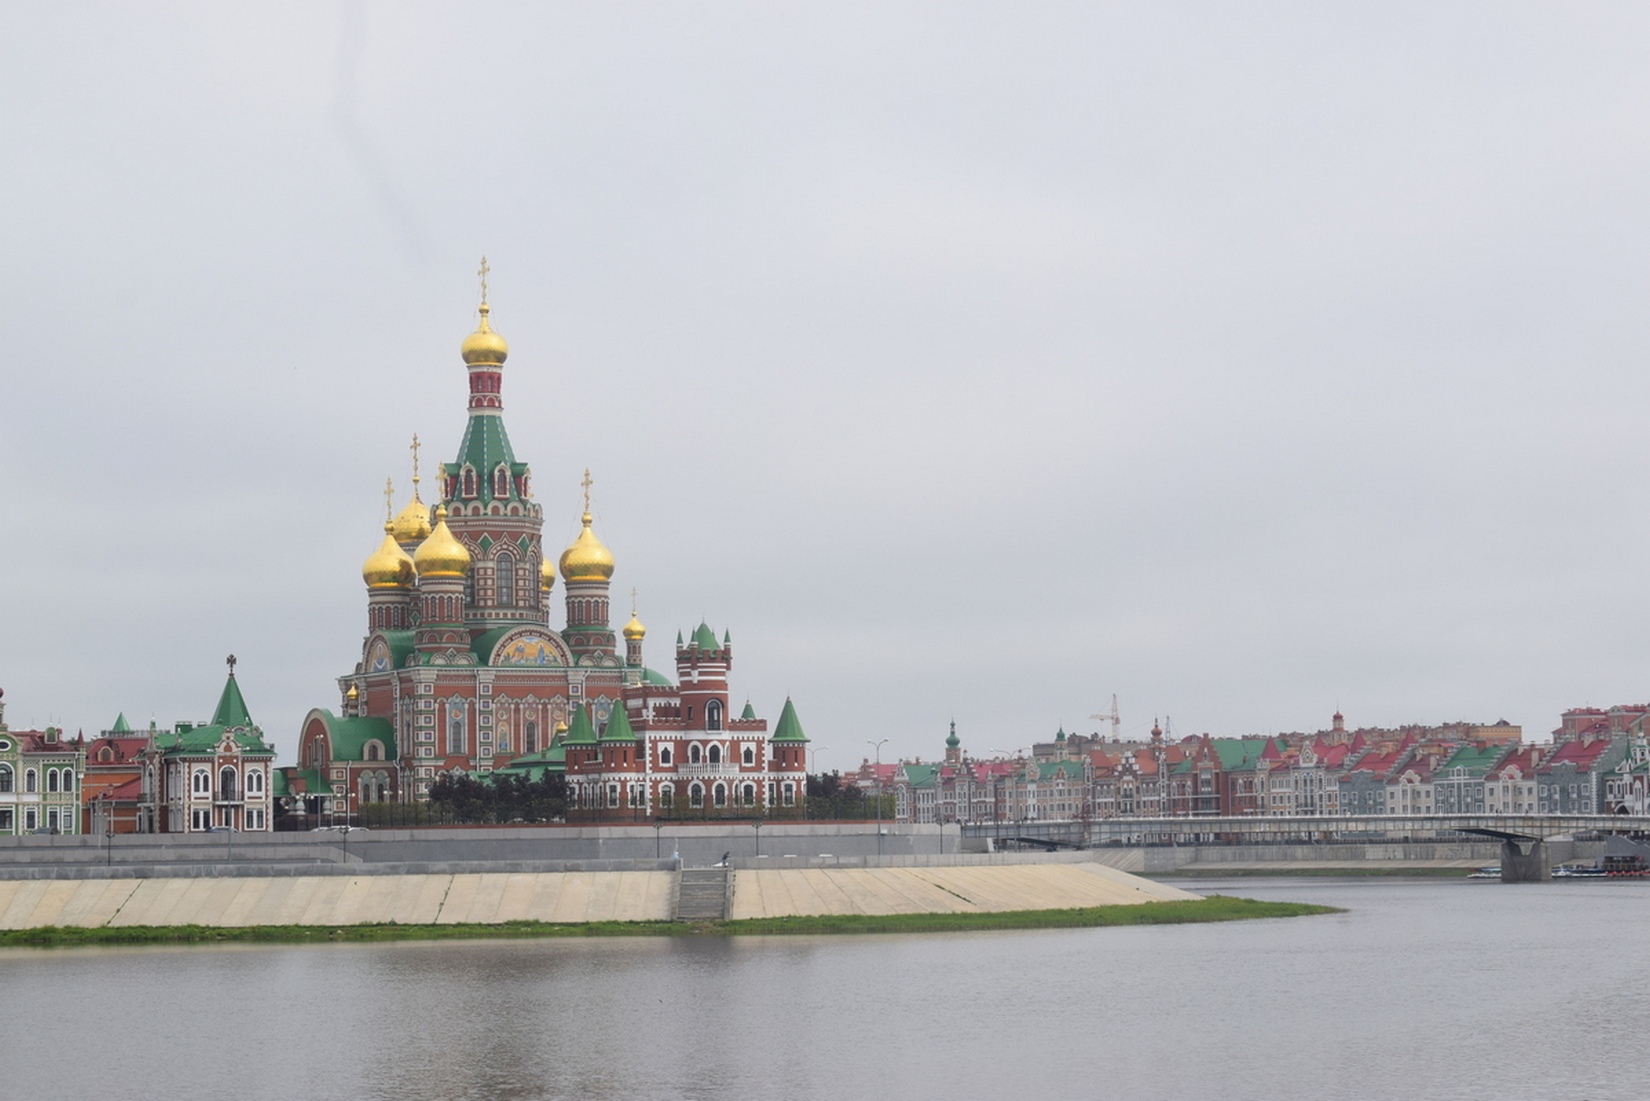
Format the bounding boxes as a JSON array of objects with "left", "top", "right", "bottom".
[
  {"left": 494, "top": 466, "right": 510, "bottom": 498},
  {"left": 462, "top": 466, "right": 477, "bottom": 499}
]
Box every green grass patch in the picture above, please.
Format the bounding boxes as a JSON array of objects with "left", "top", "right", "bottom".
[{"left": 0, "top": 896, "right": 1335, "bottom": 949}]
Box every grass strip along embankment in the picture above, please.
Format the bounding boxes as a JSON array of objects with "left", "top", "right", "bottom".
[{"left": 0, "top": 895, "right": 1336, "bottom": 948}]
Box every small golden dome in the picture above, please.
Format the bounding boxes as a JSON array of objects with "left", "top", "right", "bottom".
[
  {"left": 362, "top": 525, "right": 415, "bottom": 588},
  {"left": 623, "top": 612, "right": 646, "bottom": 640},
  {"left": 414, "top": 504, "right": 471, "bottom": 577},
  {"left": 541, "top": 557, "right": 556, "bottom": 591},
  {"left": 460, "top": 302, "right": 508, "bottom": 366},
  {"left": 346, "top": 683, "right": 359, "bottom": 701},
  {"left": 389, "top": 497, "right": 432, "bottom": 543},
  {"left": 559, "top": 511, "right": 615, "bottom": 582}
]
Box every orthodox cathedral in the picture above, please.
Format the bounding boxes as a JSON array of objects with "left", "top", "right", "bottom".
[{"left": 293, "top": 271, "right": 807, "bottom": 818}]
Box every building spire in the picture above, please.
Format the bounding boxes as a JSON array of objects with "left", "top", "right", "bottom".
[
  {"left": 478, "top": 255, "right": 490, "bottom": 308},
  {"left": 383, "top": 478, "right": 395, "bottom": 525},
  {"left": 410, "top": 433, "right": 423, "bottom": 501},
  {"left": 581, "top": 468, "right": 593, "bottom": 520}
]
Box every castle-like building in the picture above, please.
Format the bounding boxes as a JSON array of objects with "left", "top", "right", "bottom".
[{"left": 293, "top": 278, "right": 807, "bottom": 818}]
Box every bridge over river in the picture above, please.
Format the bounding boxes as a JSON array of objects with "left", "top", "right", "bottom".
[{"left": 962, "top": 814, "right": 1650, "bottom": 881}]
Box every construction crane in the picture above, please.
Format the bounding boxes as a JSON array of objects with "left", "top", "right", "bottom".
[{"left": 1089, "top": 694, "right": 1121, "bottom": 741}]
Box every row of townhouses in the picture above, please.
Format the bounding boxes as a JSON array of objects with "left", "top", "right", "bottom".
[{"left": 865, "top": 710, "right": 1650, "bottom": 824}]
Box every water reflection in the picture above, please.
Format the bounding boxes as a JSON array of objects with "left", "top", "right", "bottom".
[{"left": 4, "top": 879, "right": 1649, "bottom": 1100}]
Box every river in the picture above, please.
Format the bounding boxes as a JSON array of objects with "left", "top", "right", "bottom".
[{"left": 2, "top": 876, "right": 1644, "bottom": 1100}]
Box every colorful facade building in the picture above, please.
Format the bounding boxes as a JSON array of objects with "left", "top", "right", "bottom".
[
  {"left": 0, "top": 692, "right": 85, "bottom": 835},
  {"left": 138, "top": 662, "right": 277, "bottom": 833},
  {"left": 295, "top": 283, "right": 806, "bottom": 818},
  {"left": 82, "top": 714, "right": 151, "bottom": 834}
]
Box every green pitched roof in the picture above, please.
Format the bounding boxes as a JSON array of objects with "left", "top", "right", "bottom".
[
  {"left": 771, "top": 697, "right": 807, "bottom": 743},
  {"left": 600, "top": 704, "right": 637, "bottom": 743},
  {"left": 309, "top": 713, "right": 395, "bottom": 762},
  {"left": 740, "top": 700, "right": 757, "bottom": 720},
  {"left": 901, "top": 763, "right": 938, "bottom": 787},
  {"left": 641, "top": 667, "right": 674, "bottom": 687},
  {"left": 1035, "top": 760, "right": 1085, "bottom": 781},
  {"left": 692, "top": 622, "right": 719, "bottom": 650},
  {"left": 111, "top": 713, "right": 130, "bottom": 733},
  {"left": 563, "top": 704, "right": 597, "bottom": 745},
  {"left": 211, "top": 674, "right": 252, "bottom": 727}
]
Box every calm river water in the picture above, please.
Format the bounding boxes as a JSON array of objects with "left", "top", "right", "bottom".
[{"left": 3, "top": 876, "right": 1646, "bottom": 1101}]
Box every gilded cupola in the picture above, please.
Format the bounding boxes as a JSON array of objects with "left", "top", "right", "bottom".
[
  {"left": 362, "top": 523, "right": 416, "bottom": 588},
  {"left": 559, "top": 510, "right": 615, "bottom": 582},
  {"left": 461, "top": 301, "right": 509, "bottom": 366},
  {"left": 623, "top": 612, "right": 646, "bottom": 640},
  {"left": 413, "top": 503, "right": 472, "bottom": 578},
  {"left": 541, "top": 557, "right": 556, "bottom": 592}
]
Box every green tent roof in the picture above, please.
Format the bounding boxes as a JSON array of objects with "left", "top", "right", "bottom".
[
  {"left": 111, "top": 713, "right": 130, "bottom": 733},
  {"left": 452, "top": 407, "right": 522, "bottom": 503},
  {"left": 600, "top": 703, "right": 637, "bottom": 743},
  {"left": 740, "top": 700, "right": 757, "bottom": 720},
  {"left": 563, "top": 704, "right": 597, "bottom": 745},
  {"left": 771, "top": 697, "right": 807, "bottom": 743},
  {"left": 692, "top": 622, "right": 719, "bottom": 650},
  {"left": 211, "top": 674, "right": 252, "bottom": 727}
]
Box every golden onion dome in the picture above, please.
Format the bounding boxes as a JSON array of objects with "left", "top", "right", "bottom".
[
  {"left": 460, "top": 302, "right": 509, "bottom": 366},
  {"left": 413, "top": 504, "right": 472, "bottom": 577},
  {"left": 362, "top": 525, "right": 415, "bottom": 588},
  {"left": 389, "top": 496, "right": 432, "bottom": 543},
  {"left": 559, "top": 511, "right": 615, "bottom": 582},
  {"left": 541, "top": 557, "right": 556, "bottom": 591},
  {"left": 623, "top": 612, "right": 646, "bottom": 640}
]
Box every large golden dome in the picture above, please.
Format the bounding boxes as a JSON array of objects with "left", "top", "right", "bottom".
[
  {"left": 559, "top": 511, "right": 615, "bottom": 582},
  {"left": 414, "top": 504, "right": 472, "bottom": 578},
  {"left": 540, "top": 557, "right": 556, "bottom": 591},
  {"left": 389, "top": 496, "right": 432, "bottom": 543},
  {"left": 623, "top": 612, "right": 646, "bottom": 640},
  {"left": 362, "top": 524, "right": 415, "bottom": 588},
  {"left": 460, "top": 302, "right": 508, "bottom": 366}
]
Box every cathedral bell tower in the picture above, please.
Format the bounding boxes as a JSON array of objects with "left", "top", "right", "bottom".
[{"left": 560, "top": 469, "right": 617, "bottom": 660}]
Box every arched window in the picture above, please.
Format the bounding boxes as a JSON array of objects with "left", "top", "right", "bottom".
[
  {"left": 462, "top": 467, "right": 477, "bottom": 498},
  {"left": 659, "top": 745, "right": 672, "bottom": 766},
  {"left": 494, "top": 466, "right": 510, "bottom": 498},
  {"left": 713, "top": 783, "right": 727, "bottom": 808},
  {"left": 708, "top": 744, "right": 722, "bottom": 765},
  {"left": 219, "top": 767, "right": 237, "bottom": 801},
  {"left": 0, "top": 765, "right": 11, "bottom": 793},
  {"left": 365, "top": 740, "right": 381, "bottom": 762},
  {"left": 247, "top": 769, "right": 264, "bottom": 795},
  {"left": 60, "top": 769, "right": 73, "bottom": 793},
  {"left": 496, "top": 552, "right": 516, "bottom": 607},
  {"left": 47, "top": 769, "right": 59, "bottom": 793},
  {"left": 525, "top": 718, "right": 538, "bottom": 754},
  {"left": 689, "top": 744, "right": 702, "bottom": 764},
  {"left": 782, "top": 782, "right": 796, "bottom": 807},
  {"left": 689, "top": 783, "right": 704, "bottom": 808},
  {"left": 24, "top": 769, "right": 37, "bottom": 793},
  {"left": 706, "top": 699, "right": 723, "bottom": 731},
  {"left": 742, "top": 745, "right": 755, "bottom": 766},
  {"left": 447, "top": 700, "right": 467, "bottom": 756},
  {"left": 191, "top": 769, "right": 209, "bottom": 796},
  {"left": 607, "top": 783, "right": 620, "bottom": 808},
  {"left": 660, "top": 783, "right": 675, "bottom": 809},
  {"left": 742, "top": 782, "right": 756, "bottom": 806}
]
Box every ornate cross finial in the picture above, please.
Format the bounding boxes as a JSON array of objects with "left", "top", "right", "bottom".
[
  {"left": 384, "top": 478, "right": 395, "bottom": 523},
  {"left": 478, "top": 256, "right": 490, "bottom": 306},
  {"left": 409, "top": 433, "right": 422, "bottom": 498},
  {"left": 581, "top": 468, "right": 593, "bottom": 514},
  {"left": 631, "top": 587, "right": 638, "bottom": 616},
  {"left": 226, "top": 654, "right": 237, "bottom": 677}
]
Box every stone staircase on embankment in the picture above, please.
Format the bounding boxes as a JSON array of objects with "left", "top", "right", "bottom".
[{"left": 674, "top": 867, "right": 730, "bottom": 921}]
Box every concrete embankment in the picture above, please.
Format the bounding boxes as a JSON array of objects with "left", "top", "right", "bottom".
[{"left": 0, "top": 856, "right": 1196, "bottom": 930}]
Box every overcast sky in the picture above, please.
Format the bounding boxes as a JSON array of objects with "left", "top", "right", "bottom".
[{"left": 4, "top": 3, "right": 1649, "bottom": 769}]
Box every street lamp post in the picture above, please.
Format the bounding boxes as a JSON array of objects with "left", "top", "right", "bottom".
[
  {"left": 867, "top": 738, "right": 888, "bottom": 857},
  {"left": 805, "top": 745, "right": 830, "bottom": 821}
]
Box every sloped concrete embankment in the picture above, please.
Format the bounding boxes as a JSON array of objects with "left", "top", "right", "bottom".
[{"left": 0, "top": 859, "right": 1194, "bottom": 930}]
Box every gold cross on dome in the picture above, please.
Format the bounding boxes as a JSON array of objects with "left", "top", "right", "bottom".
[
  {"left": 478, "top": 256, "right": 490, "bottom": 306},
  {"left": 581, "top": 468, "right": 593, "bottom": 513},
  {"left": 631, "top": 587, "right": 638, "bottom": 616},
  {"left": 409, "top": 433, "right": 422, "bottom": 497},
  {"left": 384, "top": 478, "right": 395, "bottom": 523}
]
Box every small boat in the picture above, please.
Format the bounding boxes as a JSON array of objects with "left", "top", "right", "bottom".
[
  {"left": 1467, "top": 866, "right": 1501, "bottom": 879},
  {"left": 1552, "top": 863, "right": 1605, "bottom": 878}
]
